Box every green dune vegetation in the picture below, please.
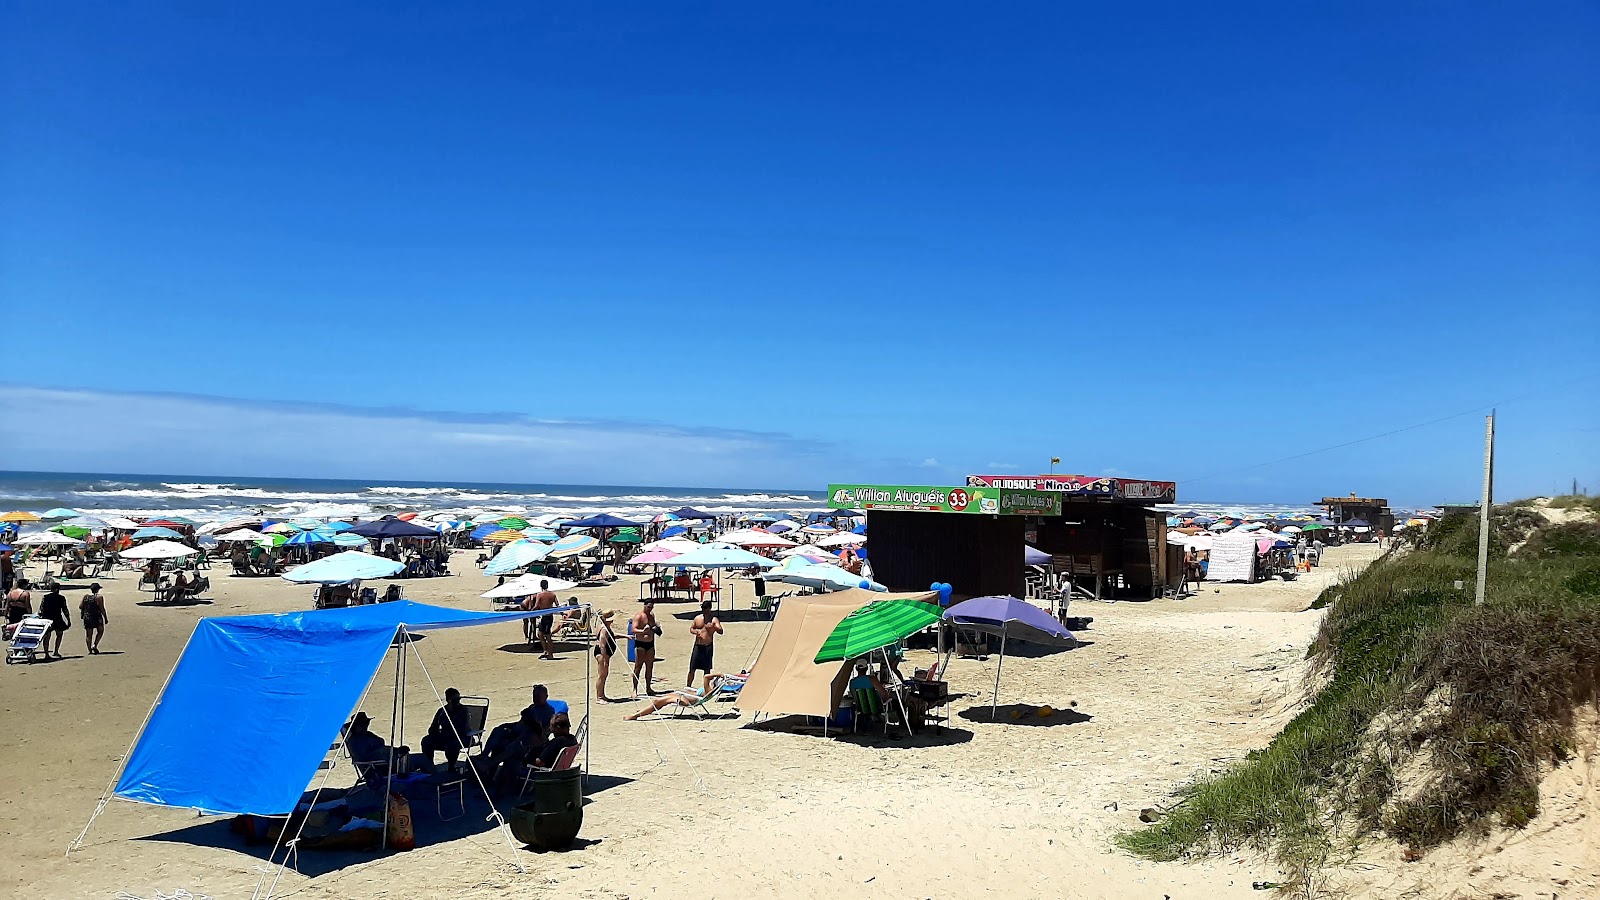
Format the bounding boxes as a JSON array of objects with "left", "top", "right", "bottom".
[{"left": 1119, "top": 499, "right": 1600, "bottom": 886}]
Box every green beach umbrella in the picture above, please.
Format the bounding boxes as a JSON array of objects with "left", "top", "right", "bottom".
[
  {"left": 50, "top": 525, "right": 92, "bottom": 539},
  {"left": 610, "top": 527, "right": 643, "bottom": 544},
  {"left": 1299, "top": 523, "right": 1327, "bottom": 531},
  {"left": 814, "top": 599, "right": 943, "bottom": 663},
  {"left": 497, "top": 516, "right": 531, "bottom": 530}
]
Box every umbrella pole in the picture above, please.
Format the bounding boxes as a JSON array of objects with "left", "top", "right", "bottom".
[{"left": 992, "top": 631, "right": 1007, "bottom": 720}]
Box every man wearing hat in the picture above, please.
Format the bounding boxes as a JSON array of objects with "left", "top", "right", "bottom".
[{"left": 345, "top": 712, "right": 406, "bottom": 778}]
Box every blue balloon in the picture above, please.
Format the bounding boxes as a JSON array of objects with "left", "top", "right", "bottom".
[
  {"left": 858, "top": 580, "right": 871, "bottom": 589},
  {"left": 929, "top": 582, "right": 941, "bottom": 592}
]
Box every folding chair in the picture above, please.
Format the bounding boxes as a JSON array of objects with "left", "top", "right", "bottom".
[
  {"left": 459, "top": 696, "right": 491, "bottom": 757},
  {"left": 852, "top": 686, "right": 887, "bottom": 735}
]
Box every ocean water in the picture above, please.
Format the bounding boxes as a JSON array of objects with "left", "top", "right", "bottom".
[
  {"left": 0, "top": 471, "right": 828, "bottom": 523},
  {"left": 0, "top": 470, "right": 1326, "bottom": 524}
]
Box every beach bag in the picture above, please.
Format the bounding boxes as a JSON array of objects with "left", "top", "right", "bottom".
[{"left": 385, "top": 792, "right": 414, "bottom": 851}]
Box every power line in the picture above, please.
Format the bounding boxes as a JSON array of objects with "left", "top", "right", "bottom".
[{"left": 1177, "top": 395, "right": 1531, "bottom": 486}]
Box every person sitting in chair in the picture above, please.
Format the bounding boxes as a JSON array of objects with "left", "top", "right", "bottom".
[
  {"left": 60, "top": 552, "right": 88, "bottom": 580},
  {"left": 345, "top": 712, "right": 407, "bottom": 778},
  {"left": 143, "top": 559, "right": 164, "bottom": 588},
  {"left": 163, "top": 571, "right": 192, "bottom": 602},
  {"left": 421, "top": 687, "right": 470, "bottom": 773},
  {"left": 535, "top": 713, "right": 577, "bottom": 768},
  {"left": 382, "top": 584, "right": 403, "bottom": 603},
  {"left": 848, "top": 660, "right": 888, "bottom": 724},
  {"left": 480, "top": 707, "right": 547, "bottom": 792}
]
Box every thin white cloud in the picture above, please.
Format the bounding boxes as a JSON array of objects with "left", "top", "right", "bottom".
[
  {"left": 0, "top": 385, "right": 839, "bottom": 488},
  {"left": 985, "top": 462, "right": 1020, "bottom": 471}
]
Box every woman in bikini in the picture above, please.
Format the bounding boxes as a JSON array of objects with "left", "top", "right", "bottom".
[
  {"left": 4, "top": 578, "right": 33, "bottom": 639},
  {"left": 593, "top": 609, "right": 619, "bottom": 701},
  {"left": 80, "top": 582, "right": 108, "bottom": 655}
]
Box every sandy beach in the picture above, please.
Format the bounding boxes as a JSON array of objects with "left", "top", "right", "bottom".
[{"left": 0, "top": 544, "right": 1397, "bottom": 899}]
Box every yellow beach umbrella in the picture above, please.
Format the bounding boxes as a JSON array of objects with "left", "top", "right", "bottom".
[
  {"left": 1, "top": 511, "right": 41, "bottom": 523},
  {"left": 483, "top": 528, "right": 525, "bottom": 544}
]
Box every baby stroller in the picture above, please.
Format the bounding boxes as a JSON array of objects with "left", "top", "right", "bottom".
[{"left": 6, "top": 616, "right": 52, "bottom": 664}]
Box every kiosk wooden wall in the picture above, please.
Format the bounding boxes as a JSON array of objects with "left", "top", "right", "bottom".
[{"left": 866, "top": 510, "right": 1024, "bottom": 600}]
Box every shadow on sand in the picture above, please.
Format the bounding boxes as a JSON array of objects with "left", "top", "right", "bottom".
[
  {"left": 745, "top": 714, "right": 975, "bottom": 747},
  {"left": 137, "top": 771, "right": 633, "bottom": 877},
  {"left": 957, "top": 704, "right": 1093, "bottom": 727}
]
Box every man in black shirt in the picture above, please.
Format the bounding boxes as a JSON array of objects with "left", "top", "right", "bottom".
[
  {"left": 39, "top": 581, "right": 71, "bottom": 659},
  {"left": 421, "top": 687, "right": 471, "bottom": 773}
]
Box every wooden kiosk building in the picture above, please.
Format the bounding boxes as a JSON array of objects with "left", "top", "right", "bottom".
[
  {"left": 828, "top": 474, "right": 1179, "bottom": 602},
  {"left": 1318, "top": 494, "right": 1395, "bottom": 533}
]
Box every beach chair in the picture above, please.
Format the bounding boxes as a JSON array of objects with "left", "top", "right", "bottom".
[
  {"left": 6, "top": 616, "right": 51, "bottom": 665},
  {"left": 670, "top": 674, "right": 744, "bottom": 719},
  {"left": 460, "top": 696, "right": 491, "bottom": 756},
  {"left": 851, "top": 686, "right": 887, "bottom": 735},
  {"left": 137, "top": 570, "right": 167, "bottom": 593},
  {"left": 515, "top": 715, "right": 588, "bottom": 798},
  {"left": 555, "top": 606, "right": 591, "bottom": 641}
]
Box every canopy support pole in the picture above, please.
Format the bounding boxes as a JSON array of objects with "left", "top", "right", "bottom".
[
  {"left": 383, "top": 632, "right": 402, "bottom": 852},
  {"left": 991, "top": 632, "right": 1008, "bottom": 720},
  {"left": 882, "top": 647, "right": 913, "bottom": 736},
  {"left": 403, "top": 633, "right": 525, "bottom": 874},
  {"left": 67, "top": 630, "right": 193, "bottom": 857},
  {"left": 583, "top": 604, "right": 592, "bottom": 783}
]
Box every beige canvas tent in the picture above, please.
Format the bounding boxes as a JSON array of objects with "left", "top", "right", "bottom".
[{"left": 736, "top": 589, "right": 939, "bottom": 719}]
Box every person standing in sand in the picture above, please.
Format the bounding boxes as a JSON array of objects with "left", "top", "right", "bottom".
[
  {"left": 80, "top": 582, "right": 108, "bottom": 655},
  {"left": 521, "top": 579, "right": 559, "bottom": 659},
  {"left": 39, "top": 580, "right": 71, "bottom": 659},
  {"left": 686, "top": 600, "right": 722, "bottom": 688},
  {"left": 593, "top": 609, "right": 619, "bottom": 701},
  {"left": 631, "top": 600, "right": 661, "bottom": 696}
]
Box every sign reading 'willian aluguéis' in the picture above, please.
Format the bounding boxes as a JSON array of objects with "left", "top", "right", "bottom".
[{"left": 827, "top": 484, "right": 1061, "bottom": 516}]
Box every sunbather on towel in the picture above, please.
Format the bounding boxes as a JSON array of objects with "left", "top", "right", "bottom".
[{"left": 624, "top": 673, "right": 723, "bottom": 720}]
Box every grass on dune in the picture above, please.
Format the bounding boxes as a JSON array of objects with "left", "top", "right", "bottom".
[{"left": 1117, "top": 506, "right": 1600, "bottom": 880}]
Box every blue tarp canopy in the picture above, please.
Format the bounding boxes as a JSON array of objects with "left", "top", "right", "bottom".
[
  {"left": 114, "top": 600, "right": 572, "bottom": 816},
  {"left": 667, "top": 506, "right": 717, "bottom": 520}
]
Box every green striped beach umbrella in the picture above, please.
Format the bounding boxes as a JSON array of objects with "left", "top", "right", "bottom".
[{"left": 814, "top": 599, "right": 943, "bottom": 663}]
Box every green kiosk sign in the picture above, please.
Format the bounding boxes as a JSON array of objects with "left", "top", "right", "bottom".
[{"left": 827, "top": 484, "right": 1061, "bottom": 517}]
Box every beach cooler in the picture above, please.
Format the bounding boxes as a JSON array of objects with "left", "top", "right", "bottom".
[{"left": 6, "top": 616, "right": 50, "bottom": 664}]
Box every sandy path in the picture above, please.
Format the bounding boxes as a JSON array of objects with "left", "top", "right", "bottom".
[{"left": 2, "top": 545, "right": 1382, "bottom": 899}]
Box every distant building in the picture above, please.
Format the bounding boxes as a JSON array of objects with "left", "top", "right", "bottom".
[{"left": 1318, "top": 494, "right": 1395, "bottom": 533}]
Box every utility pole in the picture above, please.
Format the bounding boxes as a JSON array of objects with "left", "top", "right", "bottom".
[{"left": 1475, "top": 411, "right": 1495, "bottom": 606}]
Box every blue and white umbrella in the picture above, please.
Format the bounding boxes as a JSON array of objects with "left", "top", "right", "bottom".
[
  {"left": 333, "top": 532, "right": 370, "bottom": 548},
  {"left": 281, "top": 550, "right": 404, "bottom": 585},
  {"left": 284, "top": 530, "right": 334, "bottom": 546},
  {"left": 132, "top": 526, "right": 186, "bottom": 541},
  {"left": 485, "top": 539, "right": 555, "bottom": 576}
]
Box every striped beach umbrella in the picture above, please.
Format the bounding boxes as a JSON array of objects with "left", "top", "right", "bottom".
[
  {"left": 483, "top": 528, "right": 525, "bottom": 544},
  {"left": 333, "top": 532, "right": 370, "bottom": 548},
  {"left": 814, "top": 599, "right": 943, "bottom": 663},
  {"left": 284, "top": 530, "right": 334, "bottom": 546},
  {"left": 548, "top": 534, "right": 599, "bottom": 558}
]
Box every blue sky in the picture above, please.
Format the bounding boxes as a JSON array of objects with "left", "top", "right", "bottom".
[{"left": 2, "top": 3, "right": 1596, "bottom": 505}]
